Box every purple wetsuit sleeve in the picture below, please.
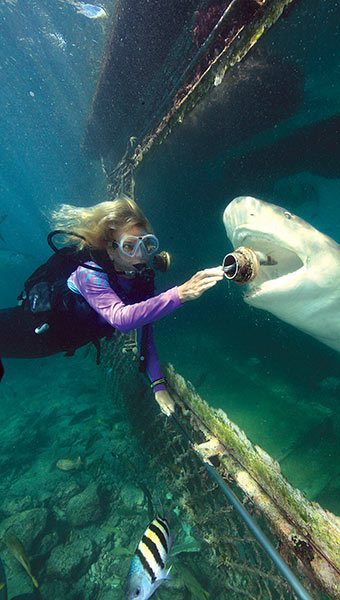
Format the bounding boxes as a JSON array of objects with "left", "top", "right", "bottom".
[
  {"left": 70, "top": 266, "right": 182, "bottom": 333},
  {"left": 144, "top": 325, "right": 167, "bottom": 393}
]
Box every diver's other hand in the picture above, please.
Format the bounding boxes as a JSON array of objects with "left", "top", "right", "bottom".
[
  {"left": 178, "top": 266, "right": 224, "bottom": 302},
  {"left": 154, "top": 390, "right": 175, "bottom": 417}
]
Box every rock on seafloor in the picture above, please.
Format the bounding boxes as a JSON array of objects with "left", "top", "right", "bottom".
[
  {"left": 46, "top": 535, "right": 95, "bottom": 580},
  {"left": 0, "top": 507, "right": 48, "bottom": 549},
  {"left": 65, "top": 483, "right": 103, "bottom": 527}
]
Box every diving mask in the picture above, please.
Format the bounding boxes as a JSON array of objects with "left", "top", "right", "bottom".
[{"left": 113, "top": 234, "right": 159, "bottom": 258}]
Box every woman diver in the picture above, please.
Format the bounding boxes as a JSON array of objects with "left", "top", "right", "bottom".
[{"left": 0, "top": 196, "right": 223, "bottom": 411}]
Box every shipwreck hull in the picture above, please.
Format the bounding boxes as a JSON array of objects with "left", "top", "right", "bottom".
[
  {"left": 85, "top": 0, "right": 340, "bottom": 596},
  {"left": 101, "top": 336, "right": 339, "bottom": 599}
]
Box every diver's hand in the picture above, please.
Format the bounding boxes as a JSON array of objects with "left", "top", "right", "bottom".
[
  {"left": 154, "top": 390, "right": 175, "bottom": 417},
  {"left": 178, "top": 266, "right": 224, "bottom": 302}
]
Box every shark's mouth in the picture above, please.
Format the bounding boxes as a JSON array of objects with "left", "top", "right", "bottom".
[{"left": 232, "top": 228, "right": 305, "bottom": 299}]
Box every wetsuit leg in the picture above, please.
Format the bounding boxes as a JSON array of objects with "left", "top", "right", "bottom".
[
  {"left": 0, "top": 305, "right": 113, "bottom": 359},
  {"left": 0, "top": 306, "right": 87, "bottom": 358},
  {"left": 0, "top": 306, "right": 57, "bottom": 358}
]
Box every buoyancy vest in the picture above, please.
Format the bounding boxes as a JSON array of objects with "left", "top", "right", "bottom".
[{"left": 17, "top": 245, "right": 155, "bottom": 365}]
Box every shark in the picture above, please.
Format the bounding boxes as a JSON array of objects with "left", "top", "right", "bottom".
[{"left": 223, "top": 196, "right": 340, "bottom": 352}]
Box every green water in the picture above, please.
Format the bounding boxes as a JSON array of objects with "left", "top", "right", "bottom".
[
  {"left": 136, "top": 0, "right": 340, "bottom": 515},
  {"left": 0, "top": 354, "right": 301, "bottom": 599},
  {"left": 0, "top": 0, "right": 339, "bottom": 598}
]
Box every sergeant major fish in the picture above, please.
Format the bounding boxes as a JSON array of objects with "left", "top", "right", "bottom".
[{"left": 127, "top": 516, "right": 172, "bottom": 600}]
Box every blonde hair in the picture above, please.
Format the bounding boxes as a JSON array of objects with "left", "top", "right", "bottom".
[{"left": 50, "top": 195, "right": 151, "bottom": 250}]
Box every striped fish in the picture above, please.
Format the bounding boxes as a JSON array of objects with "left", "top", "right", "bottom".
[{"left": 126, "top": 516, "right": 172, "bottom": 600}]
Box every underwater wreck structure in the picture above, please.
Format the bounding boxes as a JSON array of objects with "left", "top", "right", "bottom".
[{"left": 85, "top": 1, "right": 340, "bottom": 598}]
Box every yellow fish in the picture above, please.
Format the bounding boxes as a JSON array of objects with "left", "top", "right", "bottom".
[
  {"left": 56, "top": 456, "right": 82, "bottom": 471},
  {"left": 4, "top": 532, "right": 39, "bottom": 588},
  {"left": 0, "top": 582, "right": 6, "bottom": 590}
]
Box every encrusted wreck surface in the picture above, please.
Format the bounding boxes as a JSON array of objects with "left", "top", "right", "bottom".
[
  {"left": 84, "top": 0, "right": 296, "bottom": 169},
  {"left": 130, "top": 0, "right": 296, "bottom": 166},
  {"left": 165, "top": 364, "right": 340, "bottom": 599},
  {"left": 100, "top": 336, "right": 338, "bottom": 598},
  {"left": 83, "top": 0, "right": 198, "bottom": 160}
]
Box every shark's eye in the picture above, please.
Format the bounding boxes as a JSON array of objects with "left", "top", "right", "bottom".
[
  {"left": 284, "top": 211, "right": 292, "bottom": 220},
  {"left": 135, "top": 588, "right": 141, "bottom": 597}
]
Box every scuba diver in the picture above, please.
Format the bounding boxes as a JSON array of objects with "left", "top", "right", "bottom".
[{"left": 0, "top": 196, "right": 223, "bottom": 410}]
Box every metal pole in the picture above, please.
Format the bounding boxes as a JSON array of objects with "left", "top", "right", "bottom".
[
  {"left": 204, "top": 461, "right": 313, "bottom": 600},
  {"left": 168, "top": 410, "right": 313, "bottom": 600}
]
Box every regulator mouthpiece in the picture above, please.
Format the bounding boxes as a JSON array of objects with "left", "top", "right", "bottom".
[
  {"left": 152, "top": 250, "right": 171, "bottom": 273},
  {"left": 133, "top": 263, "right": 147, "bottom": 272},
  {"left": 222, "top": 247, "right": 260, "bottom": 284}
]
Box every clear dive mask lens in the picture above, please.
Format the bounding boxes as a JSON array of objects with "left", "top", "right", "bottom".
[{"left": 116, "top": 234, "right": 159, "bottom": 257}]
